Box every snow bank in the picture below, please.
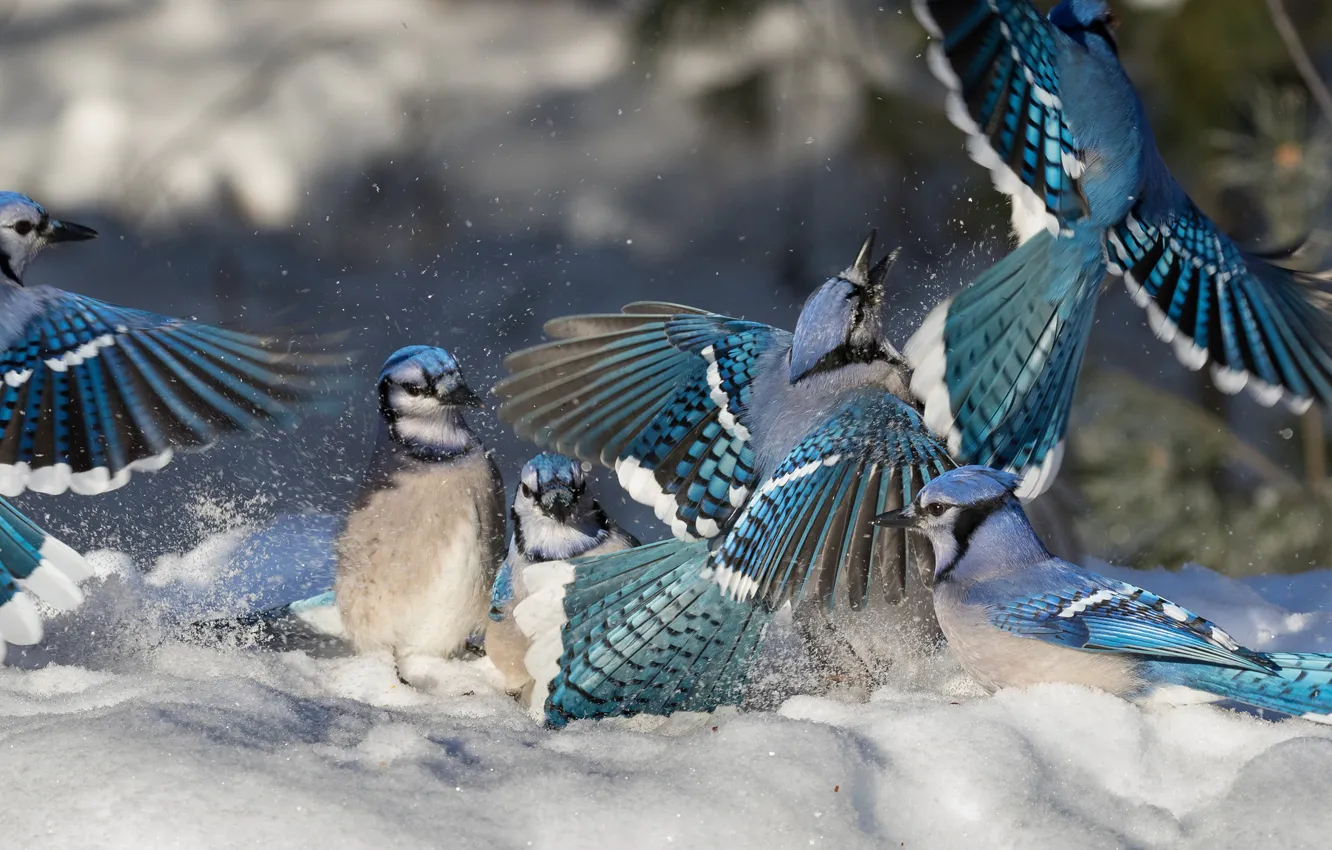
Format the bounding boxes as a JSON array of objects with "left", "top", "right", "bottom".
[{"left": 5, "top": 523, "right": 1332, "bottom": 849}]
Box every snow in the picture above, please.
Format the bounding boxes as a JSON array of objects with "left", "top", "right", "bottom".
[{"left": 4, "top": 518, "right": 1332, "bottom": 848}]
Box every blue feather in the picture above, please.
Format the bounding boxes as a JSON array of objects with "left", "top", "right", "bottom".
[
  {"left": 913, "top": 0, "right": 1332, "bottom": 502},
  {"left": 0, "top": 291, "right": 329, "bottom": 496},
  {"left": 490, "top": 559, "right": 515, "bottom": 622},
  {"left": 987, "top": 575, "right": 1275, "bottom": 673},
  {"left": 908, "top": 230, "right": 1100, "bottom": 497},
  {"left": 497, "top": 306, "right": 786, "bottom": 541},
  {"left": 1160, "top": 653, "right": 1332, "bottom": 721},
  {"left": 710, "top": 390, "right": 953, "bottom": 610},
  {"left": 547, "top": 539, "right": 771, "bottom": 727}
]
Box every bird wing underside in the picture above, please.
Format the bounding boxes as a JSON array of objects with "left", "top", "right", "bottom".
[
  {"left": 0, "top": 292, "right": 330, "bottom": 496},
  {"left": 915, "top": 0, "right": 1088, "bottom": 234},
  {"left": 496, "top": 305, "right": 788, "bottom": 542},
  {"left": 708, "top": 390, "right": 955, "bottom": 612}
]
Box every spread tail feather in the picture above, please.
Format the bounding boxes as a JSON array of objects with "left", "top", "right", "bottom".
[
  {"left": 513, "top": 539, "right": 772, "bottom": 727},
  {"left": 1162, "top": 653, "right": 1332, "bottom": 723},
  {"left": 184, "top": 590, "right": 350, "bottom": 655},
  {"left": 906, "top": 231, "right": 1103, "bottom": 498}
]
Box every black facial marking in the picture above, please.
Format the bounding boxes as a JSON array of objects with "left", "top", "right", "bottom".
[
  {"left": 1086, "top": 19, "right": 1118, "bottom": 55},
  {"left": 933, "top": 496, "right": 1010, "bottom": 582},
  {"left": 0, "top": 251, "right": 19, "bottom": 285}
]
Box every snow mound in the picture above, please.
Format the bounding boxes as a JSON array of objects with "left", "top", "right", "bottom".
[{"left": 4, "top": 522, "right": 1332, "bottom": 848}]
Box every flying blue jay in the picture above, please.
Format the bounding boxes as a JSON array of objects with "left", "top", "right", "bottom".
[
  {"left": 332, "top": 346, "right": 506, "bottom": 680},
  {"left": 0, "top": 500, "right": 93, "bottom": 659},
  {"left": 875, "top": 465, "right": 1332, "bottom": 723},
  {"left": 486, "top": 452, "right": 638, "bottom": 708},
  {"left": 0, "top": 192, "right": 337, "bottom": 497},
  {"left": 495, "top": 236, "right": 955, "bottom": 725},
  {"left": 906, "top": 0, "right": 1332, "bottom": 499}
]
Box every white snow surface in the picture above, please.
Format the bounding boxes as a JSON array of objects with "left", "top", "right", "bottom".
[{"left": 6, "top": 521, "right": 1332, "bottom": 848}]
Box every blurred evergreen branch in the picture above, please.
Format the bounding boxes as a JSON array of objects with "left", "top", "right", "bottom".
[{"left": 1071, "top": 369, "right": 1331, "bottom": 577}]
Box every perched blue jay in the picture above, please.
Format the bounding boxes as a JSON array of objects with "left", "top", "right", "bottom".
[
  {"left": 486, "top": 452, "right": 638, "bottom": 707},
  {"left": 495, "top": 236, "right": 955, "bottom": 724},
  {"left": 332, "top": 346, "right": 506, "bottom": 680},
  {"left": 0, "top": 499, "right": 92, "bottom": 659},
  {"left": 906, "top": 0, "right": 1332, "bottom": 498},
  {"left": 184, "top": 348, "right": 506, "bottom": 676},
  {"left": 0, "top": 192, "right": 336, "bottom": 497},
  {"left": 876, "top": 466, "right": 1332, "bottom": 723}
]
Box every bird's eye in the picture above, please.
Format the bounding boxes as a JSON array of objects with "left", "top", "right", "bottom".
[
  {"left": 12, "top": 221, "right": 33, "bottom": 236},
  {"left": 400, "top": 383, "right": 427, "bottom": 396},
  {"left": 521, "top": 483, "right": 533, "bottom": 498},
  {"left": 926, "top": 503, "right": 949, "bottom": 517}
]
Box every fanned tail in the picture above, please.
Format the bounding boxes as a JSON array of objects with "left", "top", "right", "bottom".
[
  {"left": 0, "top": 498, "right": 92, "bottom": 659},
  {"left": 184, "top": 590, "right": 349, "bottom": 655},
  {"left": 1162, "top": 653, "right": 1332, "bottom": 723},
  {"left": 513, "top": 539, "right": 772, "bottom": 727},
  {"left": 906, "top": 231, "right": 1104, "bottom": 498}
]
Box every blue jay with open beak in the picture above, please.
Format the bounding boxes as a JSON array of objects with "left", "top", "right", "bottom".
[{"left": 495, "top": 236, "right": 954, "bottom": 724}]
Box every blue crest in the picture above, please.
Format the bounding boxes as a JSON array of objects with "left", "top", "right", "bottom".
[
  {"left": 918, "top": 465, "right": 1022, "bottom": 508},
  {"left": 788, "top": 277, "right": 857, "bottom": 383},
  {"left": 521, "top": 452, "right": 583, "bottom": 493},
  {"left": 379, "top": 345, "right": 462, "bottom": 385}
]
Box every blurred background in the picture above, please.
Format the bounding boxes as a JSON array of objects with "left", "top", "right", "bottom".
[{"left": 9, "top": 0, "right": 1332, "bottom": 581}]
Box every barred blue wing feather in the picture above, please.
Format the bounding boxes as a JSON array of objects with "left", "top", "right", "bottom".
[
  {"left": 710, "top": 390, "right": 954, "bottom": 611},
  {"left": 0, "top": 291, "right": 331, "bottom": 497},
  {"left": 988, "top": 573, "right": 1276, "bottom": 673},
  {"left": 1105, "top": 198, "right": 1332, "bottom": 413},
  {"left": 906, "top": 231, "right": 1102, "bottom": 499},
  {"left": 914, "top": 0, "right": 1088, "bottom": 235},
  {"left": 496, "top": 305, "right": 786, "bottom": 541},
  {"left": 542, "top": 540, "right": 771, "bottom": 726}
]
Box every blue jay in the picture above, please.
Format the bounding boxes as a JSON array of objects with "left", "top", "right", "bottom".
[
  {"left": 0, "top": 499, "right": 93, "bottom": 660},
  {"left": 906, "top": 0, "right": 1332, "bottom": 499},
  {"left": 486, "top": 452, "right": 638, "bottom": 707},
  {"left": 496, "top": 236, "right": 955, "bottom": 725},
  {"left": 332, "top": 346, "right": 506, "bottom": 680},
  {"left": 0, "top": 192, "right": 336, "bottom": 497},
  {"left": 184, "top": 348, "right": 506, "bottom": 675},
  {"left": 876, "top": 466, "right": 1332, "bottom": 723}
]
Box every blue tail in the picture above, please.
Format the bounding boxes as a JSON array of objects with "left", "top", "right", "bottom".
[
  {"left": 185, "top": 590, "right": 350, "bottom": 656},
  {"left": 906, "top": 230, "right": 1103, "bottom": 498},
  {"left": 1158, "top": 653, "right": 1332, "bottom": 723},
  {"left": 0, "top": 497, "right": 90, "bottom": 656},
  {"left": 546, "top": 539, "right": 772, "bottom": 727}
]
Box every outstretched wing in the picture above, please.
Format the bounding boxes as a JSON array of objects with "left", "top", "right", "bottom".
[
  {"left": 1106, "top": 196, "right": 1332, "bottom": 414},
  {"left": 988, "top": 571, "right": 1275, "bottom": 673},
  {"left": 0, "top": 290, "right": 337, "bottom": 497},
  {"left": 496, "top": 304, "right": 789, "bottom": 541},
  {"left": 708, "top": 390, "right": 955, "bottom": 611},
  {"left": 914, "top": 0, "right": 1088, "bottom": 236},
  {"left": 0, "top": 497, "right": 92, "bottom": 658}
]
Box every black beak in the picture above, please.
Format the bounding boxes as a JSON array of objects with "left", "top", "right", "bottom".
[
  {"left": 872, "top": 505, "right": 918, "bottom": 529},
  {"left": 445, "top": 383, "right": 484, "bottom": 408},
  {"left": 542, "top": 490, "right": 575, "bottom": 523},
  {"left": 46, "top": 219, "right": 98, "bottom": 244}
]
